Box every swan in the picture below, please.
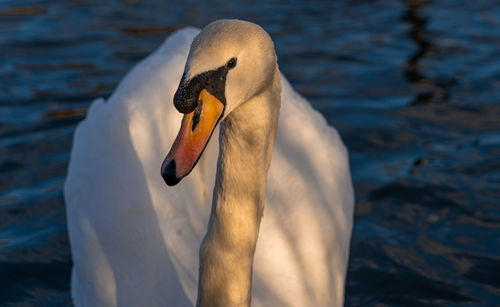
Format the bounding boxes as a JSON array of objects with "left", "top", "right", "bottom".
[{"left": 65, "top": 19, "right": 354, "bottom": 307}]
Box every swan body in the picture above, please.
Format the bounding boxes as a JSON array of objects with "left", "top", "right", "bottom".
[{"left": 65, "top": 20, "right": 354, "bottom": 307}]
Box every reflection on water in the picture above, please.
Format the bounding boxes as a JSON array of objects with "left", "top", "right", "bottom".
[
  {"left": 1, "top": 0, "right": 499, "bottom": 305},
  {"left": 403, "top": 0, "right": 458, "bottom": 105}
]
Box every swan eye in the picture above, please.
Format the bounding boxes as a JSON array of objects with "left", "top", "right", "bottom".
[{"left": 227, "top": 57, "right": 237, "bottom": 69}]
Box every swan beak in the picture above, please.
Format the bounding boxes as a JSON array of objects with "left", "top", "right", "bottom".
[{"left": 161, "top": 89, "right": 224, "bottom": 186}]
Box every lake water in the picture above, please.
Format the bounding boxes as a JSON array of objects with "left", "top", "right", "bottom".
[{"left": 1, "top": 0, "right": 499, "bottom": 305}]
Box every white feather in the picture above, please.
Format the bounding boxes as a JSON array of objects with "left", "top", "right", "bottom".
[{"left": 65, "top": 26, "right": 354, "bottom": 307}]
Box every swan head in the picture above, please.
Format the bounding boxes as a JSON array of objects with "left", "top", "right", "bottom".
[{"left": 161, "top": 19, "right": 278, "bottom": 186}]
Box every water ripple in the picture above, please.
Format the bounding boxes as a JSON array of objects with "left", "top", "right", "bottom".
[{"left": 1, "top": 0, "right": 499, "bottom": 305}]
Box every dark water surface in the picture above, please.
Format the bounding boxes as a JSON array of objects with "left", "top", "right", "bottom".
[{"left": 1, "top": 0, "right": 499, "bottom": 305}]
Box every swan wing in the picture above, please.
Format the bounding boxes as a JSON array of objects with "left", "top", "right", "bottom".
[
  {"left": 253, "top": 76, "right": 355, "bottom": 306},
  {"left": 64, "top": 27, "right": 213, "bottom": 307}
]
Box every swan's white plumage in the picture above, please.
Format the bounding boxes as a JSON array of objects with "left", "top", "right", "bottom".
[{"left": 65, "top": 27, "right": 354, "bottom": 307}]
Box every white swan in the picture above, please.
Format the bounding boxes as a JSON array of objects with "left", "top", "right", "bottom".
[{"left": 65, "top": 20, "right": 354, "bottom": 307}]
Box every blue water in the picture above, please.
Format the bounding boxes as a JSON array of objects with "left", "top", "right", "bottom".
[{"left": 1, "top": 0, "right": 499, "bottom": 305}]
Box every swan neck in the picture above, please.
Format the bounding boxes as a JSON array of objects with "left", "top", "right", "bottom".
[{"left": 197, "top": 69, "right": 281, "bottom": 307}]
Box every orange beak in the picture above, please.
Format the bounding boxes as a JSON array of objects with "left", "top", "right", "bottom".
[{"left": 161, "top": 89, "right": 224, "bottom": 186}]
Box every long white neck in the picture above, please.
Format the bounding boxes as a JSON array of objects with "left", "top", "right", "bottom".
[{"left": 197, "top": 69, "right": 281, "bottom": 307}]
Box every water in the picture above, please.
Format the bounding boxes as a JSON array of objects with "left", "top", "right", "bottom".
[{"left": 1, "top": 0, "right": 499, "bottom": 305}]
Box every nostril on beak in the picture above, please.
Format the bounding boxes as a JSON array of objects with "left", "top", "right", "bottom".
[{"left": 162, "top": 159, "right": 181, "bottom": 186}]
